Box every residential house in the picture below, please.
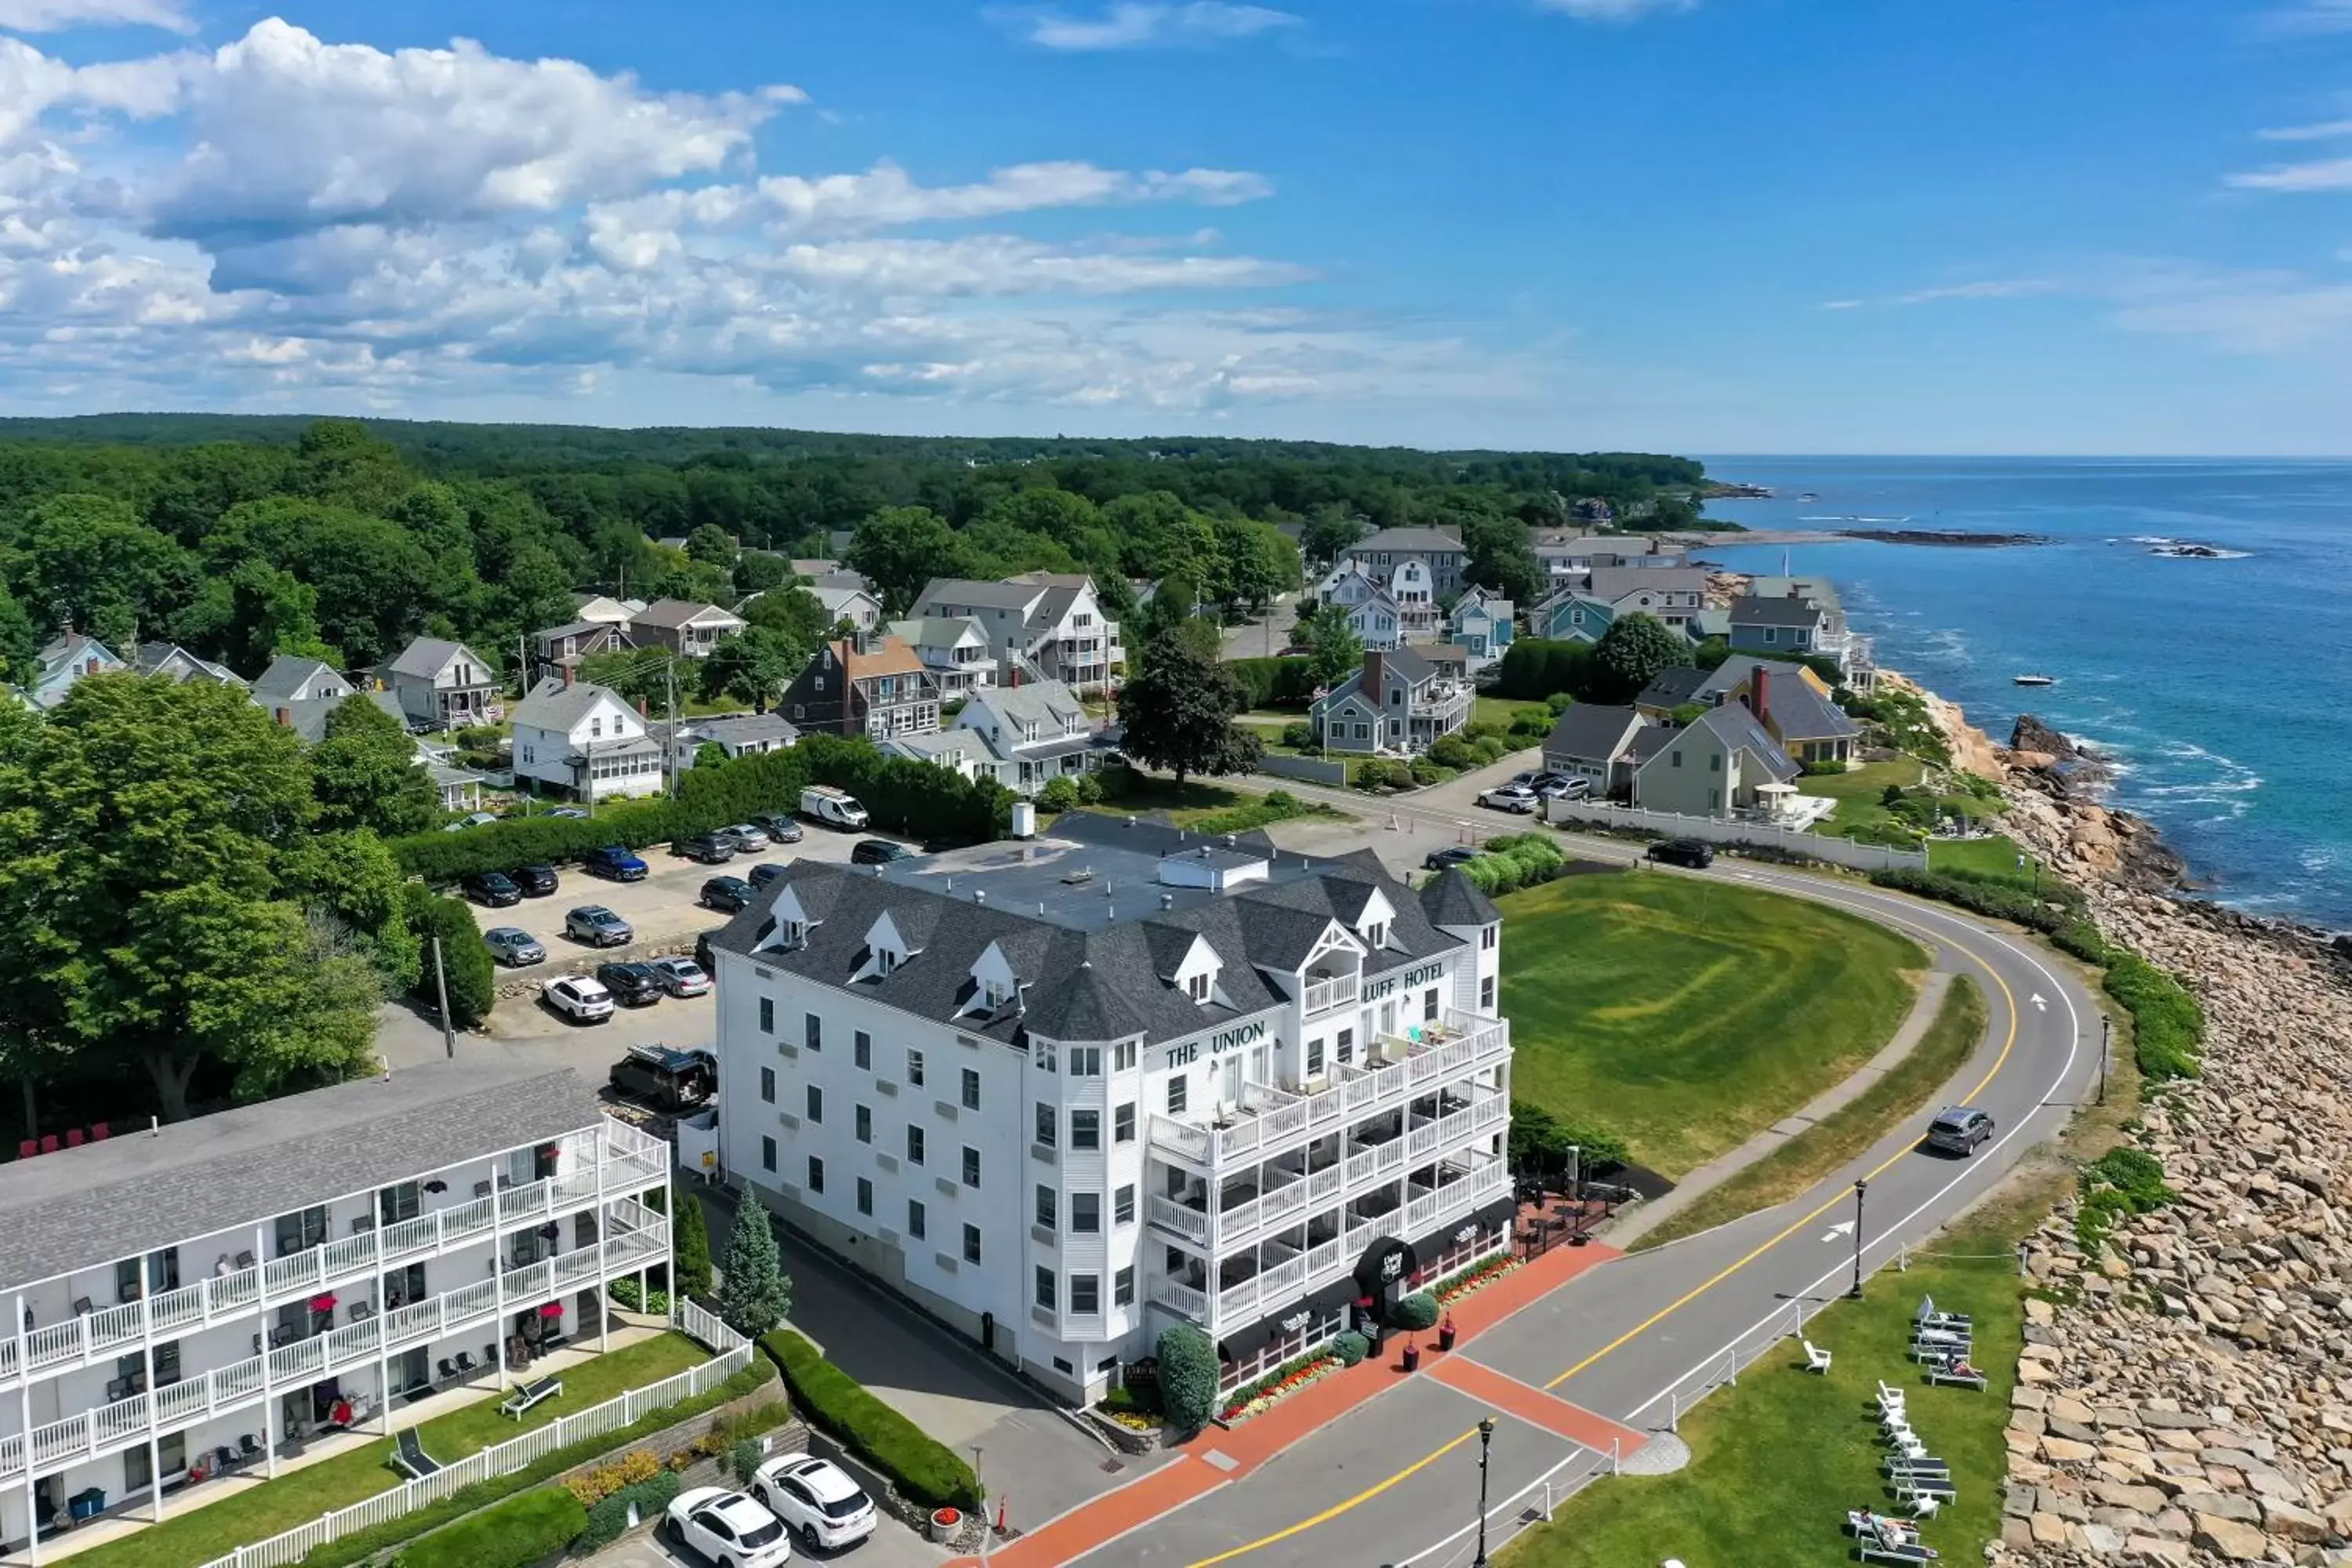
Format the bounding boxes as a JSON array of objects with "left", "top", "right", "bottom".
[
  {"left": 569, "top": 594, "right": 642, "bottom": 627},
  {"left": 909, "top": 574, "right": 1120, "bottom": 691},
  {"left": 706, "top": 810, "right": 1511, "bottom": 1405},
  {"left": 1630, "top": 703, "right": 1801, "bottom": 818},
  {"left": 1631, "top": 666, "right": 1711, "bottom": 717},
  {"left": 509, "top": 672, "right": 663, "bottom": 800},
  {"left": 1530, "top": 590, "right": 1618, "bottom": 645},
  {"left": 531, "top": 619, "right": 637, "bottom": 681},
  {"left": 1308, "top": 647, "right": 1474, "bottom": 757},
  {"left": 887, "top": 616, "right": 996, "bottom": 699},
  {"left": 1447, "top": 588, "right": 1515, "bottom": 672},
  {"left": 1330, "top": 525, "right": 1470, "bottom": 597},
  {"left": 21, "top": 631, "right": 125, "bottom": 710},
  {"left": 1729, "top": 583, "right": 1874, "bottom": 684},
  {"left": 780, "top": 633, "right": 941, "bottom": 740},
  {"left": 626, "top": 601, "right": 746, "bottom": 659},
  {"left": 876, "top": 727, "right": 996, "bottom": 784},
  {"left": 1639, "top": 657, "right": 1860, "bottom": 769},
  {"left": 1581, "top": 566, "right": 1710, "bottom": 632},
  {"left": 134, "top": 643, "right": 244, "bottom": 689},
  {"left": 1341, "top": 586, "right": 1406, "bottom": 653},
  {"left": 1539, "top": 704, "right": 1655, "bottom": 796},
  {"left": 383, "top": 637, "right": 501, "bottom": 730},
  {"left": 809, "top": 585, "right": 884, "bottom": 634},
  {"left": 654, "top": 712, "right": 800, "bottom": 775},
  {"left": 0, "top": 1053, "right": 671, "bottom": 1555},
  {"left": 946, "top": 679, "right": 1109, "bottom": 794},
  {"left": 250, "top": 655, "right": 351, "bottom": 709},
  {"left": 263, "top": 688, "right": 406, "bottom": 746}
]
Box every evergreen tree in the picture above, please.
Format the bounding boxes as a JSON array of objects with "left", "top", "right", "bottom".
[
  {"left": 717, "top": 1199, "right": 793, "bottom": 1338},
  {"left": 672, "top": 1189, "right": 713, "bottom": 1298}
]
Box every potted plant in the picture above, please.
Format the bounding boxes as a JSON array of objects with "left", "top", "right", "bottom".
[
  {"left": 1401, "top": 1335, "right": 1421, "bottom": 1374},
  {"left": 1437, "top": 1313, "right": 1457, "bottom": 1352},
  {"left": 929, "top": 1507, "right": 961, "bottom": 1543}
]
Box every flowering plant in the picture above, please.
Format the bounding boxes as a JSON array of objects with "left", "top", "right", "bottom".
[{"left": 1216, "top": 1354, "right": 1341, "bottom": 1424}]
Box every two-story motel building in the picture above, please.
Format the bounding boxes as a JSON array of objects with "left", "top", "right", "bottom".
[
  {"left": 0, "top": 1053, "right": 670, "bottom": 1559},
  {"left": 707, "top": 811, "right": 1514, "bottom": 1405}
]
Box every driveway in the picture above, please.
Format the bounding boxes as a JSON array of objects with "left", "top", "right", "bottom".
[{"left": 585, "top": 1515, "right": 945, "bottom": 1568}]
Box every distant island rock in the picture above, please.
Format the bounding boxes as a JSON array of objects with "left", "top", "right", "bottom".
[{"left": 1839, "top": 528, "right": 2045, "bottom": 546}]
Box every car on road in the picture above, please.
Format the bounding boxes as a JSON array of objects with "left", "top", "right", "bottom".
[
  {"left": 648, "top": 956, "right": 711, "bottom": 998},
  {"left": 671, "top": 832, "right": 736, "bottom": 866},
  {"left": 584, "top": 845, "right": 648, "bottom": 882},
  {"left": 1477, "top": 783, "right": 1540, "bottom": 815},
  {"left": 746, "top": 862, "right": 790, "bottom": 891},
  {"left": 484, "top": 927, "right": 545, "bottom": 967},
  {"left": 564, "top": 906, "right": 635, "bottom": 946},
  {"left": 462, "top": 869, "right": 522, "bottom": 907},
  {"left": 751, "top": 1454, "right": 877, "bottom": 1554},
  {"left": 1923, "top": 1105, "right": 1995, "bottom": 1156},
  {"left": 666, "top": 1487, "right": 790, "bottom": 1568},
  {"left": 541, "top": 975, "right": 615, "bottom": 1024},
  {"left": 1645, "top": 837, "right": 1716, "bottom": 869},
  {"left": 1423, "top": 845, "right": 1482, "bottom": 873},
  {"left": 508, "top": 862, "right": 560, "bottom": 897},
  {"left": 718, "top": 822, "right": 771, "bottom": 853},
  {"left": 610, "top": 1044, "right": 716, "bottom": 1111},
  {"left": 850, "top": 838, "right": 916, "bottom": 866},
  {"left": 702, "top": 875, "right": 756, "bottom": 913},
  {"left": 749, "top": 812, "right": 804, "bottom": 844},
  {"left": 595, "top": 960, "right": 664, "bottom": 1007}
]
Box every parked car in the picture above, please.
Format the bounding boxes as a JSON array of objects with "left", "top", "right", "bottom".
[
  {"left": 648, "top": 956, "right": 711, "bottom": 998},
  {"left": 702, "top": 875, "right": 756, "bottom": 913},
  {"left": 666, "top": 1488, "right": 789, "bottom": 1568},
  {"left": 541, "top": 975, "right": 614, "bottom": 1024},
  {"left": 1923, "top": 1106, "right": 1995, "bottom": 1156},
  {"left": 564, "top": 906, "right": 634, "bottom": 946},
  {"left": 440, "top": 810, "right": 498, "bottom": 833},
  {"left": 509, "top": 862, "right": 560, "bottom": 897},
  {"left": 610, "top": 1045, "right": 716, "bottom": 1111},
  {"left": 1538, "top": 777, "right": 1592, "bottom": 802},
  {"left": 583, "top": 845, "right": 648, "bottom": 881},
  {"left": 718, "top": 822, "right": 771, "bottom": 853},
  {"left": 746, "top": 861, "right": 791, "bottom": 891},
  {"left": 483, "top": 927, "right": 545, "bottom": 967},
  {"left": 851, "top": 838, "right": 915, "bottom": 867},
  {"left": 1645, "top": 837, "right": 1715, "bottom": 869},
  {"left": 1422, "top": 845, "right": 1482, "bottom": 873},
  {"left": 460, "top": 869, "right": 521, "bottom": 907},
  {"left": 594, "top": 961, "right": 664, "bottom": 1007},
  {"left": 546, "top": 807, "right": 590, "bottom": 819},
  {"left": 671, "top": 832, "right": 736, "bottom": 866},
  {"left": 1478, "top": 783, "right": 1539, "bottom": 815},
  {"left": 749, "top": 811, "right": 804, "bottom": 844},
  {"left": 752, "top": 1454, "right": 877, "bottom": 1554}
]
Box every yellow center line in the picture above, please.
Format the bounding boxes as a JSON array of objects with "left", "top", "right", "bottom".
[{"left": 1178, "top": 900, "right": 2027, "bottom": 1568}]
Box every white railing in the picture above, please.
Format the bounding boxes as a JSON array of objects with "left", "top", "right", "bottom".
[
  {"left": 191, "top": 1305, "right": 751, "bottom": 1568},
  {"left": 1147, "top": 1194, "right": 1209, "bottom": 1243},
  {"left": 1150, "top": 1278, "right": 1207, "bottom": 1319},
  {"left": 1301, "top": 974, "right": 1359, "bottom": 1016}
]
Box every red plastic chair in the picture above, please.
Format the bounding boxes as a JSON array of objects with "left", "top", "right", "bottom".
[
  {"left": 64, "top": 1129, "right": 83, "bottom": 1149},
  {"left": 90, "top": 1122, "right": 110, "bottom": 1141},
  {"left": 15, "top": 1140, "right": 34, "bottom": 1160},
  {"left": 38, "top": 1134, "right": 60, "bottom": 1155}
]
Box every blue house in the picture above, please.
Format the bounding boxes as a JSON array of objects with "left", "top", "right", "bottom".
[
  {"left": 20, "top": 631, "right": 124, "bottom": 710},
  {"left": 1532, "top": 590, "right": 1618, "bottom": 644},
  {"left": 1447, "top": 587, "right": 1515, "bottom": 670}
]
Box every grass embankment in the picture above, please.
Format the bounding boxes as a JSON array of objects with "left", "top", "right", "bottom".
[
  {"left": 1635, "top": 975, "right": 1988, "bottom": 1250},
  {"left": 1929, "top": 834, "right": 2038, "bottom": 884},
  {"left": 1090, "top": 778, "right": 1352, "bottom": 833},
  {"left": 1803, "top": 757, "right": 2024, "bottom": 871},
  {"left": 1496, "top": 870, "right": 1926, "bottom": 1178},
  {"left": 1501, "top": 1232, "right": 2024, "bottom": 1568},
  {"left": 68, "top": 1334, "right": 711, "bottom": 1568}
]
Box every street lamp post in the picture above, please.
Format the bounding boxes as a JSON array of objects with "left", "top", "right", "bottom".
[
  {"left": 1849, "top": 1180, "right": 1867, "bottom": 1299},
  {"left": 1473, "top": 1414, "right": 1497, "bottom": 1568},
  {"left": 2098, "top": 1015, "right": 2111, "bottom": 1105}
]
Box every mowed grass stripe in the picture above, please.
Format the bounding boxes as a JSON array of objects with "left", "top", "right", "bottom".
[{"left": 1497, "top": 871, "right": 1926, "bottom": 1179}]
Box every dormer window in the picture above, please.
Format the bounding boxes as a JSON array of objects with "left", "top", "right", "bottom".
[
  {"left": 1185, "top": 973, "right": 1210, "bottom": 1004},
  {"left": 984, "top": 978, "right": 1013, "bottom": 1009},
  {"left": 784, "top": 920, "right": 806, "bottom": 946},
  {"left": 1365, "top": 922, "right": 1387, "bottom": 949},
  {"left": 879, "top": 949, "right": 900, "bottom": 975}
]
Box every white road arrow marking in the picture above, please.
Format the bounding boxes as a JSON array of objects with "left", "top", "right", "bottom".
[
  {"left": 2031, "top": 993, "right": 2048, "bottom": 1011},
  {"left": 1822, "top": 1220, "right": 1857, "bottom": 1242}
]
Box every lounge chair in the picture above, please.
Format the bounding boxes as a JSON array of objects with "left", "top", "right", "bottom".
[
  {"left": 392, "top": 1428, "right": 441, "bottom": 1479},
  {"left": 1860, "top": 1542, "right": 1938, "bottom": 1564},
  {"left": 1892, "top": 1476, "right": 1957, "bottom": 1503},
  {"left": 499, "top": 1376, "right": 561, "bottom": 1419},
  {"left": 1924, "top": 1361, "right": 1987, "bottom": 1390},
  {"left": 1804, "top": 1340, "right": 1833, "bottom": 1374},
  {"left": 1910, "top": 1496, "right": 1943, "bottom": 1522},
  {"left": 1876, "top": 1379, "right": 1907, "bottom": 1408},
  {"left": 1885, "top": 1461, "right": 1950, "bottom": 1481}
]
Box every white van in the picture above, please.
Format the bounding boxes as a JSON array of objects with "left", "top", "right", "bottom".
[{"left": 799, "top": 785, "right": 870, "bottom": 830}]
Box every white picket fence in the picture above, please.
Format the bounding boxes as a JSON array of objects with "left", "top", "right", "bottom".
[{"left": 193, "top": 1303, "right": 751, "bottom": 1568}]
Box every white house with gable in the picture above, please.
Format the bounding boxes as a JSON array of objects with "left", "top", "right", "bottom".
[{"left": 510, "top": 673, "right": 662, "bottom": 801}]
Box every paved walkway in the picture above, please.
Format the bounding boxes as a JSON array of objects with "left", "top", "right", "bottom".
[{"left": 1606, "top": 967, "right": 1958, "bottom": 1247}]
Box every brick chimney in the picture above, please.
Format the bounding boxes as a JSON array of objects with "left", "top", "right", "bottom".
[
  {"left": 1751, "top": 665, "right": 1771, "bottom": 729},
  {"left": 1363, "top": 649, "right": 1385, "bottom": 702},
  {"left": 562, "top": 662, "right": 575, "bottom": 688},
  {"left": 274, "top": 706, "right": 291, "bottom": 727}
]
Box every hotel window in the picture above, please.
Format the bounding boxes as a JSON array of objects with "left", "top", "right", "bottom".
[
  {"left": 1114, "top": 1184, "right": 1135, "bottom": 1225},
  {"left": 1307, "top": 1037, "right": 1324, "bottom": 1076},
  {"left": 906, "top": 1125, "right": 926, "bottom": 1165},
  {"left": 963, "top": 1146, "right": 982, "bottom": 1188},
  {"left": 1069, "top": 1047, "right": 1102, "bottom": 1077},
  {"left": 1114, "top": 1102, "right": 1136, "bottom": 1143},
  {"left": 1034, "top": 1102, "right": 1056, "bottom": 1148},
  {"left": 806, "top": 1084, "right": 823, "bottom": 1123},
  {"left": 274, "top": 1206, "right": 328, "bottom": 1258},
  {"left": 1365, "top": 922, "right": 1387, "bottom": 949},
  {"left": 907, "top": 1048, "right": 925, "bottom": 1087},
  {"left": 1185, "top": 972, "right": 1210, "bottom": 1003},
  {"left": 1425, "top": 989, "right": 1441, "bottom": 1022},
  {"left": 964, "top": 1224, "right": 982, "bottom": 1265},
  {"left": 1070, "top": 1109, "right": 1099, "bottom": 1150},
  {"left": 1337, "top": 1026, "right": 1355, "bottom": 1065},
  {"left": 1035, "top": 1185, "right": 1057, "bottom": 1229},
  {"left": 1167, "top": 1075, "right": 1188, "bottom": 1116},
  {"left": 1481, "top": 926, "right": 1497, "bottom": 950},
  {"left": 760, "top": 1136, "right": 776, "bottom": 1173},
  {"left": 808, "top": 1156, "right": 825, "bottom": 1193},
  {"left": 856, "top": 1178, "right": 873, "bottom": 1217},
  {"left": 1072, "top": 1192, "right": 1100, "bottom": 1233},
  {"left": 961, "top": 1067, "right": 982, "bottom": 1110},
  {"left": 855, "top": 1105, "right": 873, "bottom": 1144},
  {"left": 804, "top": 1013, "right": 822, "bottom": 1051},
  {"left": 855, "top": 1031, "right": 872, "bottom": 1069},
  {"left": 1035, "top": 1266, "right": 1057, "bottom": 1312},
  {"left": 759, "top": 1067, "right": 775, "bottom": 1104},
  {"left": 1070, "top": 1273, "right": 1099, "bottom": 1315},
  {"left": 378, "top": 1181, "right": 420, "bottom": 1225},
  {"left": 759, "top": 998, "right": 775, "bottom": 1033},
  {"left": 1481, "top": 975, "right": 1496, "bottom": 1011},
  {"left": 1115, "top": 1266, "right": 1135, "bottom": 1308},
  {"left": 1113, "top": 1041, "right": 1138, "bottom": 1071},
  {"left": 909, "top": 1199, "right": 927, "bottom": 1239}
]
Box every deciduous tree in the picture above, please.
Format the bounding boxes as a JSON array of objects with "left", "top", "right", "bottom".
[
  {"left": 1592, "top": 612, "right": 1692, "bottom": 701},
  {"left": 313, "top": 694, "right": 442, "bottom": 837},
  {"left": 1116, "top": 630, "right": 1261, "bottom": 789}
]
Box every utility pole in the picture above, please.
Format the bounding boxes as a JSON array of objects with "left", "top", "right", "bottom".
[
  {"left": 972, "top": 1443, "right": 989, "bottom": 1564},
  {"left": 1849, "top": 1180, "right": 1867, "bottom": 1299},
  {"left": 430, "top": 937, "right": 455, "bottom": 1059},
  {"left": 666, "top": 655, "right": 681, "bottom": 800}
]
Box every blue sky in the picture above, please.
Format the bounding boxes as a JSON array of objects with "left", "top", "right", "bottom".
[{"left": 4, "top": 0, "right": 2350, "bottom": 453}]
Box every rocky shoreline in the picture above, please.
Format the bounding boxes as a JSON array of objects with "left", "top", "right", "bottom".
[{"left": 1902, "top": 679, "right": 2352, "bottom": 1566}]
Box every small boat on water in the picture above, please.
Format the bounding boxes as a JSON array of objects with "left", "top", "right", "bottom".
[
  {"left": 2013, "top": 673, "right": 2056, "bottom": 688},
  {"left": 1796, "top": 492, "right": 1820, "bottom": 503}
]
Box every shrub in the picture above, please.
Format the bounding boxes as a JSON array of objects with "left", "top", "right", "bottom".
[
  {"left": 574, "top": 1470, "right": 684, "bottom": 1553},
  {"left": 393, "top": 1486, "right": 586, "bottom": 1568},
  {"left": 1156, "top": 1324, "right": 1221, "bottom": 1437},
  {"left": 1388, "top": 1291, "right": 1439, "bottom": 1332},
  {"left": 1331, "top": 1331, "right": 1370, "bottom": 1368},
  {"left": 1508, "top": 1099, "right": 1631, "bottom": 1174},
  {"left": 728, "top": 1438, "right": 763, "bottom": 1484},
  {"left": 1102, "top": 1381, "right": 1161, "bottom": 1416},
  {"left": 2078, "top": 1146, "right": 2174, "bottom": 1249},
  {"left": 564, "top": 1448, "right": 662, "bottom": 1508},
  {"left": 1544, "top": 691, "right": 1574, "bottom": 714},
  {"left": 400, "top": 885, "right": 495, "bottom": 1028},
  {"left": 1428, "top": 734, "right": 1477, "bottom": 771},
  {"left": 1036, "top": 776, "right": 1083, "bottom": 813},
  {"left": 607, "top": 1279, "right": 671, "bottom": 1316},
  {"left": 671, "top": 1190, "right": 713, "bottom": 1299},
  {"left": 1225, "top": 655, "right": 1319, "bottom": 710},
  {"left": 1281, "top": 720, "right": 1316, "bottom": 750},
  {"left": 2103, "top": 950, "right": 2204, "bottom": 1080},
  {"left": 761, "top": 1331, "right": 982, "bottom": 1508}
]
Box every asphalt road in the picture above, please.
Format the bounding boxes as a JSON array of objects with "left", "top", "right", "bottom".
[{"left": 1067, "top": 765, "right": 2103, "bottom": 1568}]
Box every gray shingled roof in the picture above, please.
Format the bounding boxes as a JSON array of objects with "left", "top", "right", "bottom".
[
  {"left": 1543, "top": 704, "right": 1648, "bottom": 764},
  {"left": 1635, "top": 666, "right": 1710, "bottom": 709},
  {"left": 251, "top": 655, "right": 345, "bottom": 703},
  {"left": 0, "top": 1053, "right": 604, "bottom": 1289},
  {"left": 1730, "top": 594, "right": 1831, "bottom": 628},
  {"left": 277, "top": 688, "right": 404, "bottom": 744},
  {"left": 632, "top": 599, "right": 742, "bottom": 630},
  {"left": 1701, "top": 657, "right": 1860, "bottom": 742},
  {"left": 511, "top": 676, "right": 630, "bottom": 735},
  {"left": 1586, "top": 566, "right": 1710, "bottom": 601},
  {"left": 913, "top": 579, "right": 1047, "bottom": 613},
  {"left": 1693, "top": 704, "right": 1803, "bottom": 783},
  {"left": 1421, "top": 868, "right": 1500, "bottom": 929},
  {"left": 1345, "top": 526, "right": 1464, "bottom": 555},
  {"left": 386, "top": 637, "right": 485, "bottom": 681}
]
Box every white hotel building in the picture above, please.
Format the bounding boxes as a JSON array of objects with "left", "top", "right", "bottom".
[
  {"left": 707, "top": 813, "right": 1515, "bottom": 1404},
  {"left": 0, "top": 1053, "right": 670, "bottom": 1559}
]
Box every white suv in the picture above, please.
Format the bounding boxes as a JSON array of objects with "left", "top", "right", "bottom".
[
  {"left": 752, "top": 1454, "right": 877, "bottom": 1553},
  {"left": 542, "top": 975, "right": 614, "bottom": 1023}
]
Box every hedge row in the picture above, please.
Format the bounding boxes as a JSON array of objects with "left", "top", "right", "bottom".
[
  {"left": 1457, "top": 832, "right": 1566, "bottom": 898},
  {"left": 575, "top": 1472, "right": 684, "bottom": 1554},
  {"left": 760, "top": 1330, "right": 982, "bottom": 1510},
  {"left": 389, "top": 733, "right": 1014, "bottom": 881},
  {"left": 1226, "top": 655, "right": 1319, "bottom": 710},
  {"left": 2099, "top": 949, "right": 2205, "bottom": 1082},
  {"left": 390, "top": 1486, "right": 586, "bottom": 1568}
]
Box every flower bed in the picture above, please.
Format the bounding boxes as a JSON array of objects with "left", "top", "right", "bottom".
[
  {"left": 1217, "top": 1352, "right": 1343, "bottom": 1425},
  {"left": 1432, "top": 1251, "right": 1520, "bottom": 1308}
]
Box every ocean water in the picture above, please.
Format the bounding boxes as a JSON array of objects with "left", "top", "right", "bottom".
[{"left": 1697, "top": 457, "right": 2352, "bottom": 931}]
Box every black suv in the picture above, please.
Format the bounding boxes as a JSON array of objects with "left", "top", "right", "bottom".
[
  {"left": 609, "top": 1046, "right": 716, "bottom": 1111},
  {"left": 701, "top": 875, "right": 756, "bottom": 913},
  {"left": 509, "top": 863, "right": 560, "bottom": 898},
  {"left": 851, "top": 839, "right": 916, "bottom": 867},
  {"left": 1423, "top": 846, "right": 1480, "bottom": 873},
  {"left": 671, "top": 833, "right": 735, "bottom": 865},
  {"left": 462, "top": 870, "right": 522, "bottom": 907},
  {"left": 746, "top": 861, "right": 790, "bottom": 891},
  {"left": 594, "top": 961, "right": 664, "bottom": 1007},
  {"left": 1646, "top": 837, "right": 1716, "bottom": 869}
]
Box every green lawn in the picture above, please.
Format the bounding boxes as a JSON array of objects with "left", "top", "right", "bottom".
[
  {"left": 1929, "top": 834, "right": 2041, "bottom": 887},
  {"left": 1084, "top": 777, "right": 1352, "bottom": 833},
  {"left": 1799, "top": 757, "right": 1924, "bottom": 802},
  {"left": 1501, "top": 1238, "right": 2024, "bottom": 1568},
  {"left": 1474, "top": 695, "right": 1552, "bottom": 732},
  {"left": 68, "top": 1333, "right": 710, "bottom": 1568},
  {"left": 1496, "top": 872, "right": 1926, "bottom": 1178}
]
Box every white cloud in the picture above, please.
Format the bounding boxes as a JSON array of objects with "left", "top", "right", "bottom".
[
  {"left": 766, "top": 236, "right": 1312, "bottom": 296},
  {"left": 0, "top": 0, "right": 191, "bottom": 32},
  {"left": 1534, "top": 0, "right": 1698, "bottom": 20},
  {"left": 2228, "top": 155, "right": 2352, "bottom": 191},
  {"left": 2261, "top": 0, "right": 2352, "bottom": 34},
  {"left": 1819, "top": 278, "right": 2058, "bottom": 310},
  {"left": 2105, "top": 260, "right": 2352, "bottom": 354},
  {"left": 991, "top": 2, "right": 1301, "bottom": 51},
  {"left": 2259, "top": 117, "right": 2352, "bottom": 140}
]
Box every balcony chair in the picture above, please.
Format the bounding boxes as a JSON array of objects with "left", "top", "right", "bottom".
[
  {"left": 453, "top": 1351, "right": 477, "bottom": 1375},
  {"left": 391, "top": 1427, "right": 442, "bottom": 1479},
  {"left": 64, "top": 1130, "right": 82, "bottom": 1149},
  {"left": 90, "top": 1123, "right": 109, "bottom": 1141},
  {"left": 72, "top": 1297, "right": 93, "bottom": 1316},
  {"left": 234, "top": 1250, "right": 255, "bottom": 1270},
  {"left": 437, "top": 1358, "right": 458, "bottom": 1383},
  {"left": 499, "top": 1375, "right": 562, "bottom": 1419}
]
